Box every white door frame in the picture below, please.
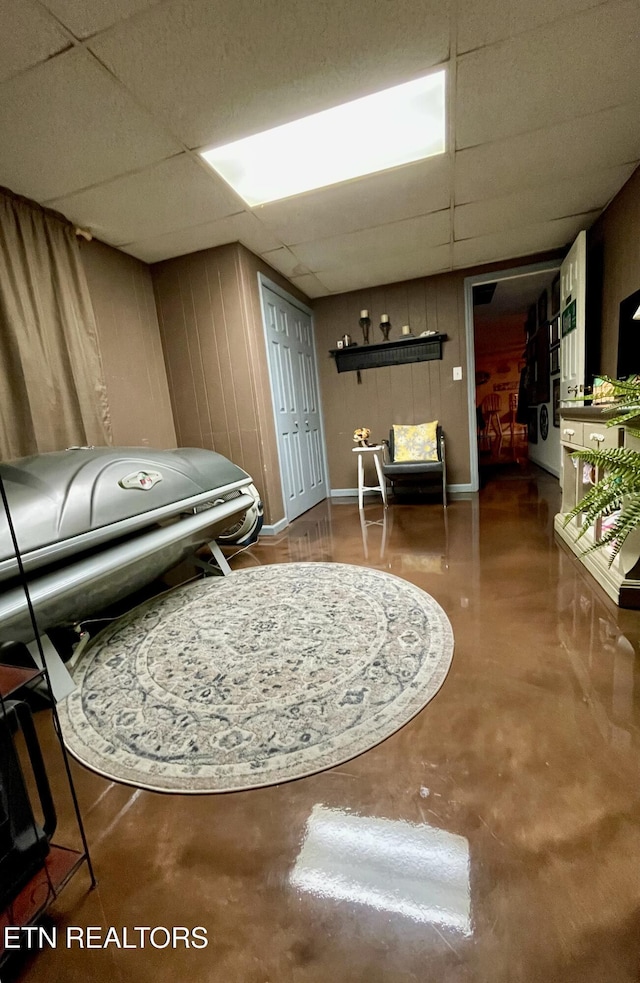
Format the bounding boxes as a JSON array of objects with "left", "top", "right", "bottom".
[
  {"left": 257, "top": 273, "right": 330, "bottom": 525},
  {"left": 463, "top": 259, "right": 561, "bottom": 492}
]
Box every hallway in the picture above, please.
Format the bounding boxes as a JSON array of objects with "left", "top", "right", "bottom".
[{"left": 12, "top": 468, "right": 640, "bottom": 983}]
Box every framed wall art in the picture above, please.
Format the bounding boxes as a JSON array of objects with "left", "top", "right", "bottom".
[
  {"left": 540, "top": 404, "right": 549, "bottom": 440},
  {"left": 553, "top": 377, "right": 560, "bottom": 427},
  {"left": 535, "top": 328, "right": 550, "bottom": 403},
  {"left": 551, "top": 274, "right": 561, "bottom": 317},
  {"left": 537, "top": 288, "right": 548, "bottom": 327}
]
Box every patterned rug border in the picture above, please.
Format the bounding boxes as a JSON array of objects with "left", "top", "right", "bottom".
[{"left": 58, "top": 563, "right": 455, "bottom": 794}]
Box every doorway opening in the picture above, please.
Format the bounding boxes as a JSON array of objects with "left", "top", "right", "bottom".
[{"left": 464, "top": 261, "right": 561, "bottom": 491}]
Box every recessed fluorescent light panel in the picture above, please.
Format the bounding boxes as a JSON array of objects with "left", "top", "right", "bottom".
[{"left": 199, "top": 70, "right": 446, "bottom": 206}]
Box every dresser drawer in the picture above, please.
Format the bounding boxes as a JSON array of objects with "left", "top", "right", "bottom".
[
  {"left": 583, "top": 425, "right": 622, "bottom": 451},
  {"left": 560, "top": 421, "right": 583, "bottom": 447},
  {"left": 625, "top": 431, "right": 640, "bottom": 453}
]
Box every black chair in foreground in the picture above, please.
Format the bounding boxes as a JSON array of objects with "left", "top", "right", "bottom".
[{"left": 381, "top": 423, "right": 447, "bottom": 507}]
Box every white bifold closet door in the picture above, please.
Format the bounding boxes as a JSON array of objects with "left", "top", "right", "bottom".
[{"left": 260, "top": 281, "right": 327, "bottom": 521}]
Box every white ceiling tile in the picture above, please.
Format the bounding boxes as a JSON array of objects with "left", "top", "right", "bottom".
[
  {"left": 89, "top": 0, "right": 451, "bottom": 149},
  {"left": 457, "top": 0, "right": 605, "bottom": 54},
  {"left": 260, "top": 247, "right": 311, "bottom": 279},
  {"left": 39, "top": 0, "right": 163, "bottom": 38},
  {"left": 48, "top": 154, "right": 243, "bottom": 245},
  {"left": 0, "top": 0, "right": 70, "bottom": 82},
  {"left": 452, "top": 212, "right": 600, "bottom": 269},
  {"left": 0, "top": 48, "right": 180, "bottom": 201},
  {"left": 255, "top": 157, "right": 450, "bottom": 245},
  {"left": 455, "top": 104, "right": 640, "bottom": 204},
  {"left": 288, "top": 274, "right": 330, "bottom": 299},
  {"left": 455, "top": 163, "right": 637, "bottom": 241},
  {"left": 456, "top": 1, "right": 640, "bottom": 149},
  {"left": 319, "top": 245, "right": 452, "bottom": 293},
  {"left": 0, "top": 0, "right": 636, "bottom": 286},
  {"left": 291, "top": 211, "right": 451, "bottom": 272},
  {"left": 123, "top": 211, "right": 282, "bottom": 263}
]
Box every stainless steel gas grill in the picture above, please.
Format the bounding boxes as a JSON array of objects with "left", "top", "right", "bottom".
[{"left": 0, "top": 446, "right": 258, "bottom": 644}]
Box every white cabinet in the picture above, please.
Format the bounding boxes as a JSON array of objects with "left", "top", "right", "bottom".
[{"left": 554, "top": 407, "right": 640, "bottom": 608}]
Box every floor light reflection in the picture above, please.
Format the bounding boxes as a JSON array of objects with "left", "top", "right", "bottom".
[{"left": 291, "top": 805, "right": 471, "bottom": 934}]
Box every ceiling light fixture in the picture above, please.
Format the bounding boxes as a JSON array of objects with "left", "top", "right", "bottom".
[{"left": 199, "top": 70, "right": 446, "bottom": 206}]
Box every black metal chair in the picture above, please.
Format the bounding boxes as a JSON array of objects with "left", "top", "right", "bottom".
[{"left": 381, "top": 425, "right": 447, "bottom": 507}]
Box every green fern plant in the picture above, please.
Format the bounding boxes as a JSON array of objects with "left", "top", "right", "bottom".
[{"left": 564, "top": 376, "right": 640, "bottom": 562}]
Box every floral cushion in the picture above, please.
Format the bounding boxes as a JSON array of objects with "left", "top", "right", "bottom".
[{"left": 393, "top": 422, "right": 439, "bottom": 462}]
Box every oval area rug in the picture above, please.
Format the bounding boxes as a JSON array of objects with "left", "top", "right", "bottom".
[{"left": 58, "top": 563, "right": 454, "bottom": 793}]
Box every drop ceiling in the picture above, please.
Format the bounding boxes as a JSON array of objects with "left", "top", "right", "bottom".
[{"left": 1, "top": 0, "right": 639, "bottom": 297}]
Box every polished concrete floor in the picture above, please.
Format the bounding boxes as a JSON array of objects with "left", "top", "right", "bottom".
[{"left": 9, "top": 467, "right": 640, "bottom": 982}]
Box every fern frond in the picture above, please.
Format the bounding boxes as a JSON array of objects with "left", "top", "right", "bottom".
[
  {"left": 570, "top": 447, "right": 640, "bottom": 471},
  {"left": 564, "top": 478, "right": 623, "bottom": 528},
  {"left": 574, "top": 500, "right": 623, "bottom": 540},
  {"left": 596, "top": 376, "right": 640, "bottom": 395},
  {"left": 563, "top": 376, "right": 640, "bottom": 565},
  {"left": 582, "top": 495, "right": 640, "bottom": 561},
  {"left": 605, "top": 409, "right": 640, "bottom": 428},
  {"left": 576, "top": 377, "right": 640, "bottom": 429}
]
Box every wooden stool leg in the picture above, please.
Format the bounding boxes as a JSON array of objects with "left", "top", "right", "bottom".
[
  {"left": 357, "top": 453, "right": 365, "bottom": 510},
  {"left": 373, "top": 452, "right": 388, "bottom": 507}
]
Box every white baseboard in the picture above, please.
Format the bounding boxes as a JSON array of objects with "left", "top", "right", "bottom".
[
  {"left": 447, "top": 483, "right": 476, "bottom": 493},
  {"left": 529, "top": 460, "right": 560, "bottom": 479},
  {"left": 331, "top": 484, "right": 475, "bottom": 496},
  {"left": 261, "top": 516, "right": 289, "bottom": 535}
]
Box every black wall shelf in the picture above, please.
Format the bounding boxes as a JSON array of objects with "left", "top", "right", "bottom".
[{"left": 330, "top": 334, "right": 448, "bottom": 373}]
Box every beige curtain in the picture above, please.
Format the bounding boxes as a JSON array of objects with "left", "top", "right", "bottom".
[{"left": 0, "top": 188, "right": 112, "bottom": 459}]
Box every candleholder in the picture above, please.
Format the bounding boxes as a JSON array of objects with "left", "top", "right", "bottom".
[
  {"left": 358, "top": 309, "right": 371, "bottom": 345},
  {"left": 379, "top": 314, "right": 392, "bottom": 342}
]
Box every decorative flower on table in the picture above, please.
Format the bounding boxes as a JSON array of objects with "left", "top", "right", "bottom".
[{"left": 353, "top": 427, "right": 371, "bottom": 447}]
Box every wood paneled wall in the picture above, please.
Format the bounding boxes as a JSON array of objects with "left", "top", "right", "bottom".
[
  {"left": 589, "top": 164, "right": 640, "bottom": 376},
  {"left": 313, "top": 254, "right": 567, "bottom": 491},
  {"left": 314, "top": 273, "right": 472, "bottom": 489},
  {"left": 151, "top": 243, "right": 310, "bottom": 525},
  {"left": 81, "top": 238, "right": 176, "bottom": 449}
]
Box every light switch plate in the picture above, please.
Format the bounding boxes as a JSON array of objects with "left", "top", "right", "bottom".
[{"left": 453, "top": 366, "right": 463, "bottom": 381}]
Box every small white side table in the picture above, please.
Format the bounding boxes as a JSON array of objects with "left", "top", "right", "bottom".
[{"left": 352, "top": 445, "right": 388, "bottom": 510}]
